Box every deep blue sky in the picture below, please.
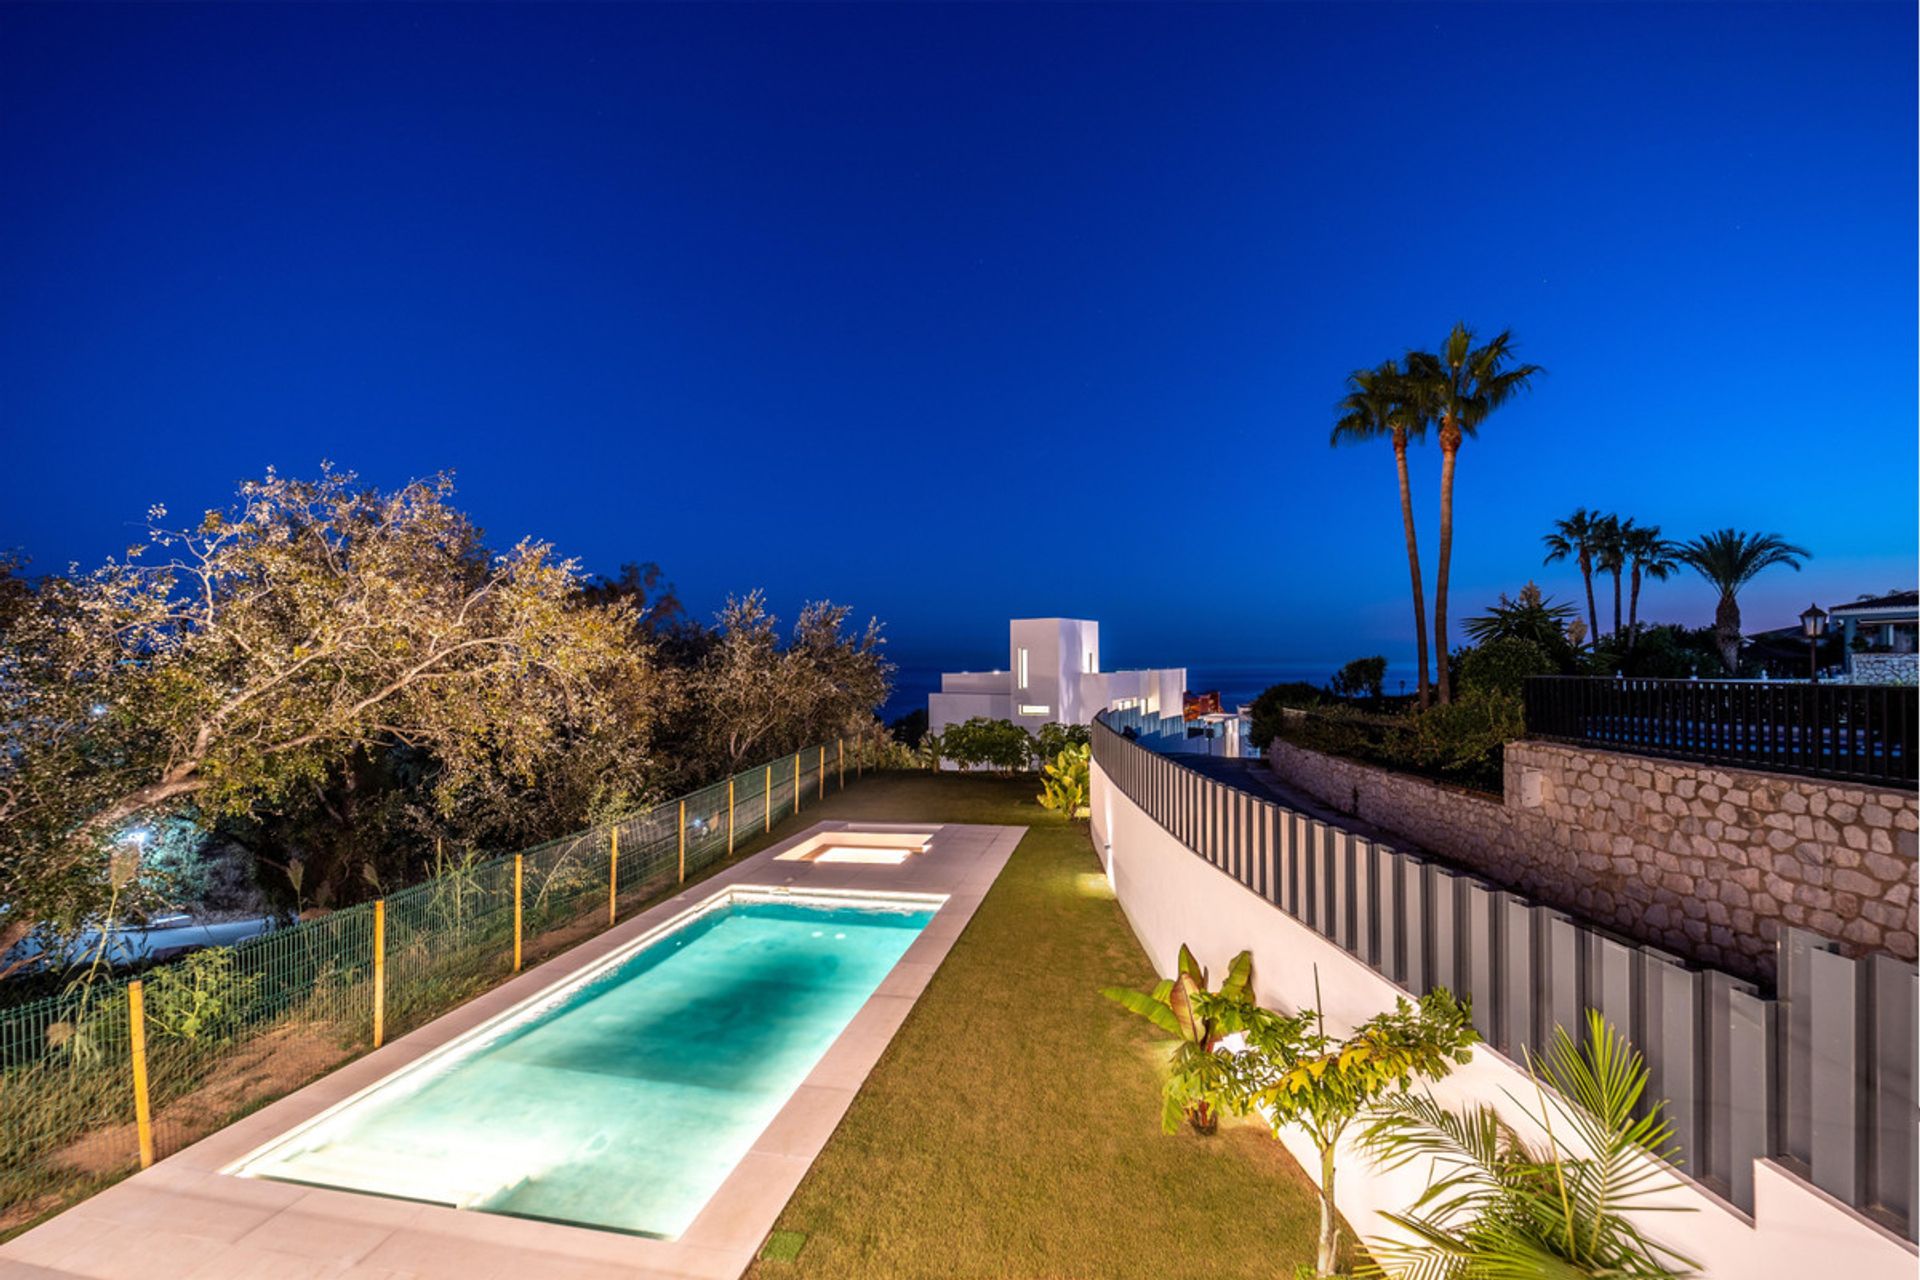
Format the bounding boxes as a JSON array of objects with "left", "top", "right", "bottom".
[{"left": 3, "top": 3, "right": 1913, "bottom": 676}]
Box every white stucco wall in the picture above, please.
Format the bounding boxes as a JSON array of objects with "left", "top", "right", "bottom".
[{"left": 1090, "top": 756, "right": 1918, "bottom": 1279}]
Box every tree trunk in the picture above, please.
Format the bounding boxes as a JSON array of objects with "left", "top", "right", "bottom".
[
  {"left": 1627, "top": 566, "right": 1643, "bottom": 652},
  {"left": 1316, "top": 1141, "right": 1339, "bottom": 1277},
  {"left": 1612, "top": 569, "right": 1623, "bottom": 639},
  {"left": 1580, "top": 554, "right": 1600, "bottom": 648},
  {"left": 1433, "top": 424, "right": 1459, "bottom": 704},
  {"left": 1715, "top": 592, "right": 1742, "bottom": 674},
  {"left": 1393, "top": 431, "right": 1431, "bottom": 709}
]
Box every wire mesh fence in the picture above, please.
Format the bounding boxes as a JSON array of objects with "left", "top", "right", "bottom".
[{"left": 0, "top": 735, "right": 876, "bottom": 1236}]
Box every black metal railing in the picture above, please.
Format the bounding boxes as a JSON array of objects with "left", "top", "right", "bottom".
[{"left": 1523, "top": 676, "right": 1916, "bottom": 785}]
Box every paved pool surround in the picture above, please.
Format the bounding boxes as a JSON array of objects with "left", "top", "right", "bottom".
[{"left": 0, "top": 820, "right": 1023, "bottom": 1280}]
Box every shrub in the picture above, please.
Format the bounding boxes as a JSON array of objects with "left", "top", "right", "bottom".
[
  {"left": 1035, "top": 742, "right": 1091, "bottom": 818},
  {"left": 1382, "top": 689, "right": 1522, "bottom": 792},
  {"left": 935, "top": 717, "right": 1036, "bottom": 773},
  {"left": 1248, "top": 682, "right": 1329, "bottom": 749},
  {"left": 1034, "top": 722, "right": 1091, "bottom": 760},
  {"left": 1455, "top": 636, "right": 1554, "bottom": 698}
]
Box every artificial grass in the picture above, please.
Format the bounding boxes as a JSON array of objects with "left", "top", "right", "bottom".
[{"left": 744, "top": 772, "right": 1323, "bottom": 1280}]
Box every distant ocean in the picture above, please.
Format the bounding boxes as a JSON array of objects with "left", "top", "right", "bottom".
[{"left": 879, "top": 660, "right": 1413, "bottom": 724}]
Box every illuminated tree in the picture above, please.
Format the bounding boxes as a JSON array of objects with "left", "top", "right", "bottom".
[{"left": 0, "top": 467, "right": 643, "bottom": 959}]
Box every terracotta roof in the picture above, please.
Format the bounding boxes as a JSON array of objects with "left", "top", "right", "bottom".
[{"left": 1829, "top": 590, "right": 1919, "bottom": 615}]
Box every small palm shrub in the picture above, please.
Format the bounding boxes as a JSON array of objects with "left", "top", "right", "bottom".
[
  {"left": 1101, "top": 945, "right": 1255, "bottom": 1134},
  {"left": 1359, "top": 1010, "right": 1696, "bottom": 1279}
]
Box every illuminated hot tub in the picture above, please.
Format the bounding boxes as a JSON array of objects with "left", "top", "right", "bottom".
[{"left": 775, "top": 828, "right": 937, "bottom": 864}]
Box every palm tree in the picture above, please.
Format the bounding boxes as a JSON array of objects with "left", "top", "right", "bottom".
[
  {"left": 1595, "top": 513, "right": 1627, "bottom": 639},
  {"left": 1676, "top": 529, "right": 1810, "bottom": 674},
  {"left": 1542, "top": 508, "right": 1606, "bottom": 645},
  {"left": 1359, "top": 1012, "right": 1697, "bottom": 1280},
  {"left": 1332, "top": 361, "right": 1433, "bottom": 708},
  {"left": 1622, "top": 523, "right": 1678, "bottom": 651},
  {"left": 1404, "top": 325, "right": 1543, "bottom": 703}
]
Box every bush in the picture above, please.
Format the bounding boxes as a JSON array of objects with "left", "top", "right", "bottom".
[
  {"left": 935, "top": 717, "right": 1036, "bottom": 773},
  {"left": 1035, "top": 742, "right": 1091, "bottom": 818},
  {"left": 1455, "top": 637, "right": 1555, "bottom": 698},
  {"left": 1034, "top": 722, "right": 1091, "bottom": 760},
  {"left": 1382, "top": 689, "right": 1522, "bottom": 793},
  {"left": 1248, "top": 682, "right": 1329, "bottom": 749}
]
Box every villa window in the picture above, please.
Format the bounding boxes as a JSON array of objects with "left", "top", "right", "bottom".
[
  {"left": 1018, "top": 704, "right": 1051, "bottom": 717},
  {"left": 1018, "top": 647, "right": 1029, "bottom": 689}
]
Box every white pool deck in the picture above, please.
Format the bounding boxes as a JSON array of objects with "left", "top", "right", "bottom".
[{"left": 0, "top": 820, "right": 1024, "bottom": 1280}]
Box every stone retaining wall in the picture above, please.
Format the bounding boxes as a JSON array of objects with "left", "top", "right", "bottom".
[{"left": 1266, "top": 738, "right": 1918, "bottom": 982}]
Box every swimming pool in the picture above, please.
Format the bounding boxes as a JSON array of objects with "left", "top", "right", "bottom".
[{"left": 233, "top": 886, "right": 940, "bottom": 1238}]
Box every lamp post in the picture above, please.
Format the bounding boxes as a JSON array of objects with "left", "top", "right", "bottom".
[{"left": 1800, "top": 602, "right": 1827, "bottom": 684}]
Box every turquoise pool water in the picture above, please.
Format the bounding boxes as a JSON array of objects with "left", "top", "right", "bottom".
[{"left": 238, "top": 891, "right": 937, "bottom": 1237}]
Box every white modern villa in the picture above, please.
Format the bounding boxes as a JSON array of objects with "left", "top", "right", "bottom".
[{"left": 927, "top": 618, "right": 1185, "bottom": 737}]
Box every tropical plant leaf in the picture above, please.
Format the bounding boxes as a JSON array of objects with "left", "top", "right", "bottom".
[{"left": 1100, "top": 985, "right": 1181, "bottom": 1037}]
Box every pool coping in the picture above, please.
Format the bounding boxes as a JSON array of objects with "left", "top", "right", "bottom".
[{"left": 0, "top": 820, "right": 1025, "bottom": 1280}]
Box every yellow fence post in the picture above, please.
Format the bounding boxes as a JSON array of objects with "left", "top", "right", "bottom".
[
  {"left": 794, "top": 752, "right": 801, "bottom": 815},
  {"left": 609, "top": 827, "right": 619, "bottom": 927},
  {"left": 764, "top": 765, "right": 772, "bottom": 832},
  {"left": 371, "top": 899, "right": 386, "bottom": 1049},
  {"left": 838, "top": 738, "right": 845, "bottom": 789},
  {"left": 818, "top": 745, "right": 826, "bottom": 800},
  {"left": 512, "top": 853, "right": 524, "bottom": 973},
  {"left": 678, "top": 800, "right": 687, "bottom": 883},
  {"left": 128, "top": 980, "right": 154, "bottom": 1169},
  {"left": 727, "top": 777, "right": 736, "bottom": 856}
]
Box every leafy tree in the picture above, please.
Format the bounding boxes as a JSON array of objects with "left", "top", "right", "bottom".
[
  {"left": 934, "top": 717, "right": 1034, "bottom": 773},
  {"left": 1034, "top": 721, "right": 1091, "bottom": 760},
  {"left": 1361, "top": 1011, "right": 1696, "bottom": 1280},
  {"left": 1102, "top": 945, "right": 1255, "bottom": 1134},
  {"left": 1456, "top": 637, "right": 1555, "bottom": 699},
  {"left": 0, "top": 468, "right": 641, "bottom": 961},
  {"left": 1463, "top": 583, "right": 1580, "bottom": 671},
  {"left": 1333, "top": 361, "right": 1433, "bottom": 708},
  {"left": 1330, "top": 656, "right": 1388, "bottom": 706},
  {"left": 688, "top": 591, "right": 891, "bottom": 773},
  {"left": 1621, "top": 524, "right": 1678, "bottom": 652},
  {"left": 888, "top": 707, "right": 929, "bottom": 749},
  {"left": 576, "top": 560, "right": 685, "bottom": 634},
  {"left": 1248, "top": 682, "right": 1331, "bottom": 749},
  {"left": 1403, "top": 326, "right": 1543, "bottom": 704},
  {"left": 1037, "top": 741, "right": 1091, "bottom": 818},
  {"left": 1227, "top": 987, "right": 1479, "bottom": 1278},
  {"left": 1541, "top": 508, "right": 1608, "bottom": 646},
  {"left": 1676, "top": 529, "right": 1810, "bottom": 674}
]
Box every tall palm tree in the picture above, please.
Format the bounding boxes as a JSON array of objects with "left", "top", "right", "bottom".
[
  {"left": 1677, "top": 529, "right": 1811, "bottom": 674},
  {"left": 1622, "top": 522, "right": 1678, "bottom": 651},
  {"left": 1331, "top": 361, "right": 1433, "bottom": 707},
  {"left": 1542, "top": 508, "right": 1606, "bottom": 646},
  {"left": 1595, "top": 513, "right": 1627, "bottom": 639},
  {"left": 1405, "top": 325, "right": 1542, "bottom": 702}
]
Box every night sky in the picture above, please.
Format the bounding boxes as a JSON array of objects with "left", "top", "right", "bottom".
[{"left": 3, "top": 3, "right": 1913, "bottom": 677}]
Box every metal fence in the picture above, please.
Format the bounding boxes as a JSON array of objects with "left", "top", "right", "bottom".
[
  {"left": 1524, "top": 675, "right": 1916, "bottom": 786},
  {"left": 0, "top": 736, "right": 872, "bottom": 1236},
  {"left": 1091, "top": 714, "right": 1919, "bottom": 1241}
]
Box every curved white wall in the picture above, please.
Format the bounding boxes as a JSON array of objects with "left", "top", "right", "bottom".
[{"left": 1091, "top": 757, "right": 1917, "bottom": 1280}]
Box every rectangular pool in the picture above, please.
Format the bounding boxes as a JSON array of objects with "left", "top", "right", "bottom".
[{"left": 233, "top": 887, "right": 940, "bottom": 1238}]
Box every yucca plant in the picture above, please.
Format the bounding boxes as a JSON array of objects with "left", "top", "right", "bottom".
[
  {"left": 1358, "top": 1010, "right": 1696, "bottom": 1279},
  {"left": 1102, "top": 944, "right": 1254, "bottom": 1134}
]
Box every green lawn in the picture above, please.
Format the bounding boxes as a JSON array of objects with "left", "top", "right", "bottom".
[{"left": 745, "top": 772, "right": 1323, "bottom": 1280}]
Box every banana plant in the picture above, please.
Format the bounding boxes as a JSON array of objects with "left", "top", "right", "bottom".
[
  {"left": 1036, "top": 741, "right": 1090, "bottom": 818},
  {"left": 1102, "top": 944, "right": 1254, "bottom": 1134}
]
